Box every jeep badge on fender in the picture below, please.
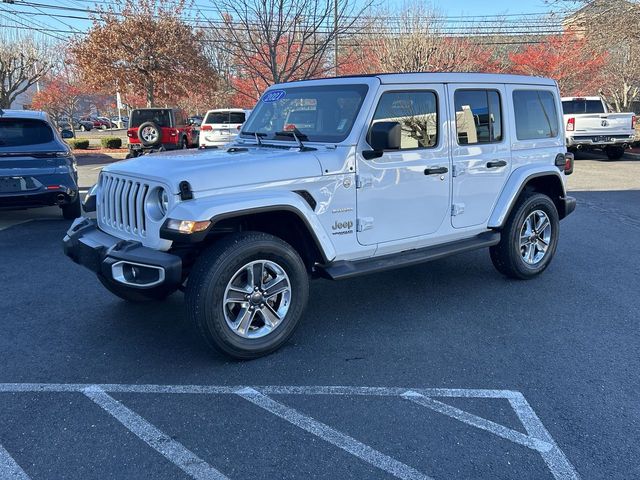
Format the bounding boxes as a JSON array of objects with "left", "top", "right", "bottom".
[{"left": 63, "top": 73, "right": 575, "bottom": 360}]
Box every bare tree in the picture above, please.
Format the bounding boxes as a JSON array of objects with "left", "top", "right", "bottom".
[
  {"left": 0, "top": 34, "right": 53, "bottom": 109},
  {"left": 367, "top": 4, "right": 500, "bottom": 74},
  {"left": 209, "top": 0, "right": 372, "bottom": 97}
]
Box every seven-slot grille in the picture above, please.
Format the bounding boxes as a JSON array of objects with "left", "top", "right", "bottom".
[{"left": 98, "top": 173, "right": 149, "bottom": 237}]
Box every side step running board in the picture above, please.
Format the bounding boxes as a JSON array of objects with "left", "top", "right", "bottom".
[{"left": 317, "top": 232, "right": 500, "bottom": 280}]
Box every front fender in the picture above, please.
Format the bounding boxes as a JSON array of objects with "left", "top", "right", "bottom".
[
  {"left": 167, "top": 190, "right": 336, "bottom": 261},
  {"left": 488, "top": 165, "right": 566, "bottom": 228}
]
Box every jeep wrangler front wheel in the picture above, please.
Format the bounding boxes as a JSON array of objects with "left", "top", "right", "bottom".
[
  {"left": 186, "top": 232, "right": 309, "bottom": 359},
  {"left": 490, "top": 193, "right": 559, "bottom": 280}
]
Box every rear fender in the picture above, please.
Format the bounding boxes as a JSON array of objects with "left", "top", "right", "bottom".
[{"left": 488, "top": 166, "right": 566, "bottom": 228}]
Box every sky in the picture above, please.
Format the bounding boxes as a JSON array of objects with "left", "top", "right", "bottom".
[
  {"left": 421, "top": 0, "right": 551, "bottom": 16},
  {"left": 0, "top": 0, "right": 573, "bottom": 39}
]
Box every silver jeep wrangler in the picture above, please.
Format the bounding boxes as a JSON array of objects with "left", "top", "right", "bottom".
[{"left": 64, "top": 73, "right": 575, "bottom": 359}]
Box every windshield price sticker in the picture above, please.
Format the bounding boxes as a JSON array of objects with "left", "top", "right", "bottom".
[{"left": 262, "top": 90, "right": 286, "bottom": 103}]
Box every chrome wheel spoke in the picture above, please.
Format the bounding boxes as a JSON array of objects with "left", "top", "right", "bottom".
[
  {"left": 520, "top": 210, "right": 552, "bottom": 265},
  {"left": 264, "top": 275, "right": 289, "bottom": 299},
  {"left": 223, "top": 259, "right": 291, "bottom": 339},
  {"left": 235, "top": 307, "right": 255, "bottom": 336},
  {"left": 260, "top": 305, "right": 281, "bottom": 328}
]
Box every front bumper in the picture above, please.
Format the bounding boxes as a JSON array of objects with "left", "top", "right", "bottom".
[{"left": 63, "top": 217, "right": 182, "bottom": 291}]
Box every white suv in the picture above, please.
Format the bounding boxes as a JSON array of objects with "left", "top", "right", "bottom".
[
  {"left": 64, "top": 73, "right": 575, "bottom": 359},
  {"left": 199, "top": 108, "right": 251, "bottom": 148}
]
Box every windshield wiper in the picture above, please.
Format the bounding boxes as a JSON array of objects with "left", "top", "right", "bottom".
[
  {"left": 274, "top": 128, "right": 314, "bottom": 151},
  {"left": 240, "top": 131, "right": 267, "bottom": 146}
]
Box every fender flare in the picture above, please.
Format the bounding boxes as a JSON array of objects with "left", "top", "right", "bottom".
[
  {"left": 165, "top": 190, "right": 336, "bottom": 262},
  {"left": 488, "top": 166, "right": 566, "bottom": 229}
]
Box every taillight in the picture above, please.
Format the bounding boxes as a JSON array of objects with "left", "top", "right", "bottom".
[
  {"left": 564, "top": 152, "right": 574, "bottom": 175},
  {"left": 632, "top": 115, "right": 637, "bottom": 129},
  {"left": 127, "top": 130, "right": 136, "bottom": 138},
  {"left": 169, "top": 129, "right": 177, "bottom": 137},
  {"left": 566, "top": 117, "right": 575, "bottom": 132},
  {"left": 201, "top": 125, "right": 212, "bottom": 131}
]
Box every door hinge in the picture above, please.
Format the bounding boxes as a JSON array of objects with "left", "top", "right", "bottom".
[
  {"left": 356, "top": 174, "right": 373, "bottom": 189},
  {"left": 356, "top": 217, "right": 374, "bottom": 232},
  {"left": 451, "top": 203, "right": 465, "bottom": 216}
]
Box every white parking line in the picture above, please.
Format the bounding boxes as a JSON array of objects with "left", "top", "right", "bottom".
[
  {"left": 0, "top": 383, "right": 581, "bottom": 480},
  {"left": 509, "top": 394, "right": 581, "bottom": 480},
  {"left": 82, "top": 386, "right": 230, "bottom": 480},
  {"left": 0, "top": 442, "right": 31, "bottom": 479},
  {"left": 402, "top": 391, "right": 552, "bottom": 452},
  {"left": 236, "top": 387, "right": 433, "bottom": 480}
]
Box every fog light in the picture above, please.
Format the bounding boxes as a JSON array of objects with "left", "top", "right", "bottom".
[
  {"left": 166, "top": 219, "right": 211, "bottom": 234},
  {"left": 111, "top": 261, "right": 165, "bottom": 287}
]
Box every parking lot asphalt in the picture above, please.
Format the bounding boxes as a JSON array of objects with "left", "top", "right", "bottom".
[{"left": 0, "top": 151, "right": 639, "bottom": 479}]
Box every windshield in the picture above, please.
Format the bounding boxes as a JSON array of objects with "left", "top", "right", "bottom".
[
  {"left": 0, "top": 118, "right": 54, "bottom": 148},
  {"left": 562, "top": 100, "right": 605, "bottom": 114},
  {"left": 205, "top": 111, "right": 246, "bottom": 124},
  {"left": 130, "top": 109, "right": 172, "bottom": 128},
  {"left": 241, "top": 84, "right": 369, "bottom": 143}
]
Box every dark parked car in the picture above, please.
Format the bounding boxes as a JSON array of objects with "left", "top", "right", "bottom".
[
  {"left": 0, "top": 109, "right": 81, "bottom": 219},
  {"left": 59, "top": 117, "right": 93, "bottom": 132}
]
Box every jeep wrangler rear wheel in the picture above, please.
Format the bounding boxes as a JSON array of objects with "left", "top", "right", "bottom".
[
  {"left": 490, "top": 193, "right": 559, "bottom": 280},
  {"left": 185, "top": 232, "right": 309, "bottom": 359}
]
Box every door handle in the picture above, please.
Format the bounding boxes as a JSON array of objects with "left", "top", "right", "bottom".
[
  {"left": 486, "top": 160, "right": 507, "bottom": 168},
  {"left": 424, "top": 167, "right": 448, "bottom": 175}
]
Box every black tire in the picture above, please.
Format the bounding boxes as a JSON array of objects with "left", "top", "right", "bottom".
[
  {"left": 138, "top": 121, "right": 162, "bottom": 147},
  {"left": 605, "top": 146, "right": 625, "bottom": 160},
  {"left": 98, "top": 276, "right": 175, "bottom": 302},
  {"left": 490, "top": 193, "right": 560, "bottom": 280},
  {"left": 181, "top": 136, "right": 188, "bottom": 149},
  {"left": 185, "top": 232, "right": 309, "bottom": 360},
  {"left": 61, "top": 195, "right": 82, "bottom": 220}
]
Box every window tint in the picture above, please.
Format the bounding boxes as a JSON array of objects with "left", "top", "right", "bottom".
[
  {"left": 371, "top": 91, "right": 438, "bottom": 149},
  {"left": 0, "top": 118, "right": 54, "bottom": 147},
  {"left": 562, "top": 99, "right": 605, "bottom": 114},
  {"left": 454, "top": 90, "right": 502, "bottom": 145},
  {"left": 242, "top": 84, "right": 368, "bottom": 143},
  {"left": 130, "top": 109, "right": 172, "bottom": 128},
  {"left": 513, "top": 90, "right": 559, "bottom": 140},
  {"left": 205, "top": 111, "right": 246, "bottom": 124}
]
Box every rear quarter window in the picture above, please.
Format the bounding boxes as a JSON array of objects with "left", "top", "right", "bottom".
[
  {"left": 0, "top": 118, "right": 54, "bottom": 147},
  {"left": 513, "top": 90, "right": 559, "bottom": 141},
  {"left": 130, "top": 110, "right": 172, "bottom": 128}
]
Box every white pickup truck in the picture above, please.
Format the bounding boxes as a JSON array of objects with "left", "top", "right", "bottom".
[{"left": 562, "top": 96, "right": 636, "bottom": 160}]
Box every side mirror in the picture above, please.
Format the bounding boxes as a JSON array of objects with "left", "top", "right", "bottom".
[
  {"left": 364, "top": 121, "right": 401, "bottom": 159},
  {"left": 61, "top": 129, "right": 74, "bottom": 139}
]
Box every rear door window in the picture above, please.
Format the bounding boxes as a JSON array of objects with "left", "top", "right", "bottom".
[
  {"left": 130, "top": 110, "right": 172, "bottom": 128},
  {"left": 0, "top": 118, "right": 54, "bottom": 148},
  {"left": 513, "top": 90, "right": 559, "bottom": 140},
  {"left": 454, "top": 90, "right": 503, "bottom": 144}
]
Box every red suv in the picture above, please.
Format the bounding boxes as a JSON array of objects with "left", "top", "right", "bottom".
[{"left": 126, "top": 108, "right": 197, "bottom": 157}]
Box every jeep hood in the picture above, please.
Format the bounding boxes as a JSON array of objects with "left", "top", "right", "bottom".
[{"left": 103, "top": 147, "right": 323, "bottom": 193}]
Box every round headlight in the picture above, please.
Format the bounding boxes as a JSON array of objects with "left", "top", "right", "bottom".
[{"left": 158, "top": 188, "right": 169, "bottom": 216}]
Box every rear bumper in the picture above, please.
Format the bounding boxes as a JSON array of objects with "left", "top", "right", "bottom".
[
  {"left": 566, "top": 135, "right": 634, "bottom": 147},
  {"left": 0, "top": 186, "right": 77, "bottom": 209},
  {"left": 561, "top": 196, "right": 577, "bottom": 218},
  {"left": 63, "top": 217, "right": 182, "bottom": 292}
]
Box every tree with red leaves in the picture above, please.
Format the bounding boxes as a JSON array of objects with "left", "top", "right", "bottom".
[
  {"left": 508, "top": 34, "right": 607, "bottom": 96},
  {"left": 31, "top": 74, "right": 85, "bottom": 133}
]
